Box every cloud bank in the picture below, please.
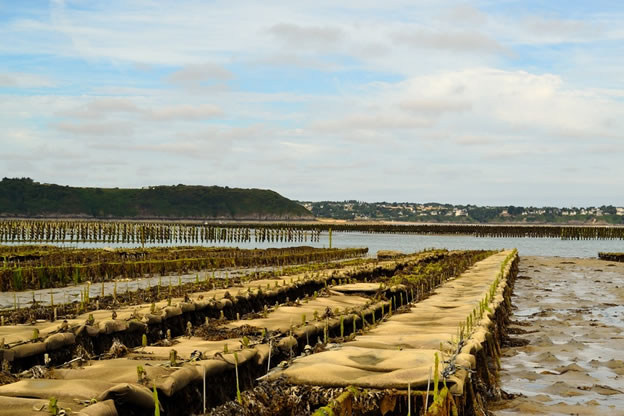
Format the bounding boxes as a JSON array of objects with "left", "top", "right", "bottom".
[{"left": 1, "top": 0, "right": 623, "bottom": 205}]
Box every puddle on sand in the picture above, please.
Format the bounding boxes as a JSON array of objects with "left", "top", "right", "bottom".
[
  {"left": 512, "top": 306, "right": 541, "bottom": 317},
  {"left": 586, "top": 305, "right": 624, "bottom": 329},
  {"left": 492, "top": 256, "right": 624, "bottom": 415}
]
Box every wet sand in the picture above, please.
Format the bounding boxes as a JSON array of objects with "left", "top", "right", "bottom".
[{"left": 492, "top": 256, "right": 624, "bottom": 416}]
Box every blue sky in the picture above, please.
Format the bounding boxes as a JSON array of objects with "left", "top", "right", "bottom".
[{"left": 1, "top": 0, "right": 623, "bottom": 206}]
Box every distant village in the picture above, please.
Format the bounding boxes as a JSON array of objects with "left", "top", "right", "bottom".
[{"left": 300, "top": 201, "right": 624, "bottom": 224}]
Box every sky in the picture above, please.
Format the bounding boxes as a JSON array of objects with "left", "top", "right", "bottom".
[{"left": 1, "top": 0, "right": 623, "bottom": 206}]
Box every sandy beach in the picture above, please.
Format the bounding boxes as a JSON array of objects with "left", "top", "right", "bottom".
[{"left": 492, "top": 256, "right": 624, "bottom": 415}]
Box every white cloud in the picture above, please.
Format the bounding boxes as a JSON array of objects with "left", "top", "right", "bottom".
[
  {"left": 253, "top": 53, "right": 343, "bottom": 71},
  {"left": 100, "top": 124, "right": 268, "bottom": 161},
  {"left": 144, "top": 104, "right": 223, "bottom": 121},
  {"left": 399, "top": 98, "right": 471, "bottom": 115},
  {"left": 524, "top": 16, "right": 589, "bottom": 38},
  {"left": 444, "top": 5, "right": 488, "bottom": 26},
  {"left": 57, "top": 98, "right": 141, "bottom": 119},
  {"left": 86, "top": 98, "right": 141, "bottom": 113},
  {"left": 55, "top": 121, "right": 135, "bottom": 136},
  {"left": 279, "top": 141, "right": 324, "bottom": 156},
  {"left": 167, "top": 63, "right": 233, "bottom": 88},
  {"left": 392, "top": 29, "right": 508, "bottom": 54},
  {"left": 455, "top": 135, "right": 496, "bottom": 146},
  {"left": 0, "top": 72, "right": 55, "bottom": 88},
  {"left": 266, "top": 23, "right": 344, "bottom": 50},
  {"left": 57, "top": 98, "right": 225, "bottom": 122},
  {"left": 311, "top": 113, "right": 433, "bottom": 136}
]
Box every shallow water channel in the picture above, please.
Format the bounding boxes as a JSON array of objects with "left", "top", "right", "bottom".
[{"left": 0, "top": 266, "right": 270, "bottom": 310}]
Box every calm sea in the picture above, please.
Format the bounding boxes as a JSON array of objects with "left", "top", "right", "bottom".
[{"left": 38, "top": 231, "right": 623, "bottom": 258}]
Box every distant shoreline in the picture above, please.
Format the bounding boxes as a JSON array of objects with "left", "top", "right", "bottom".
[{"left": 2, "top": 217, "right": 624, "bottom": 228}]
